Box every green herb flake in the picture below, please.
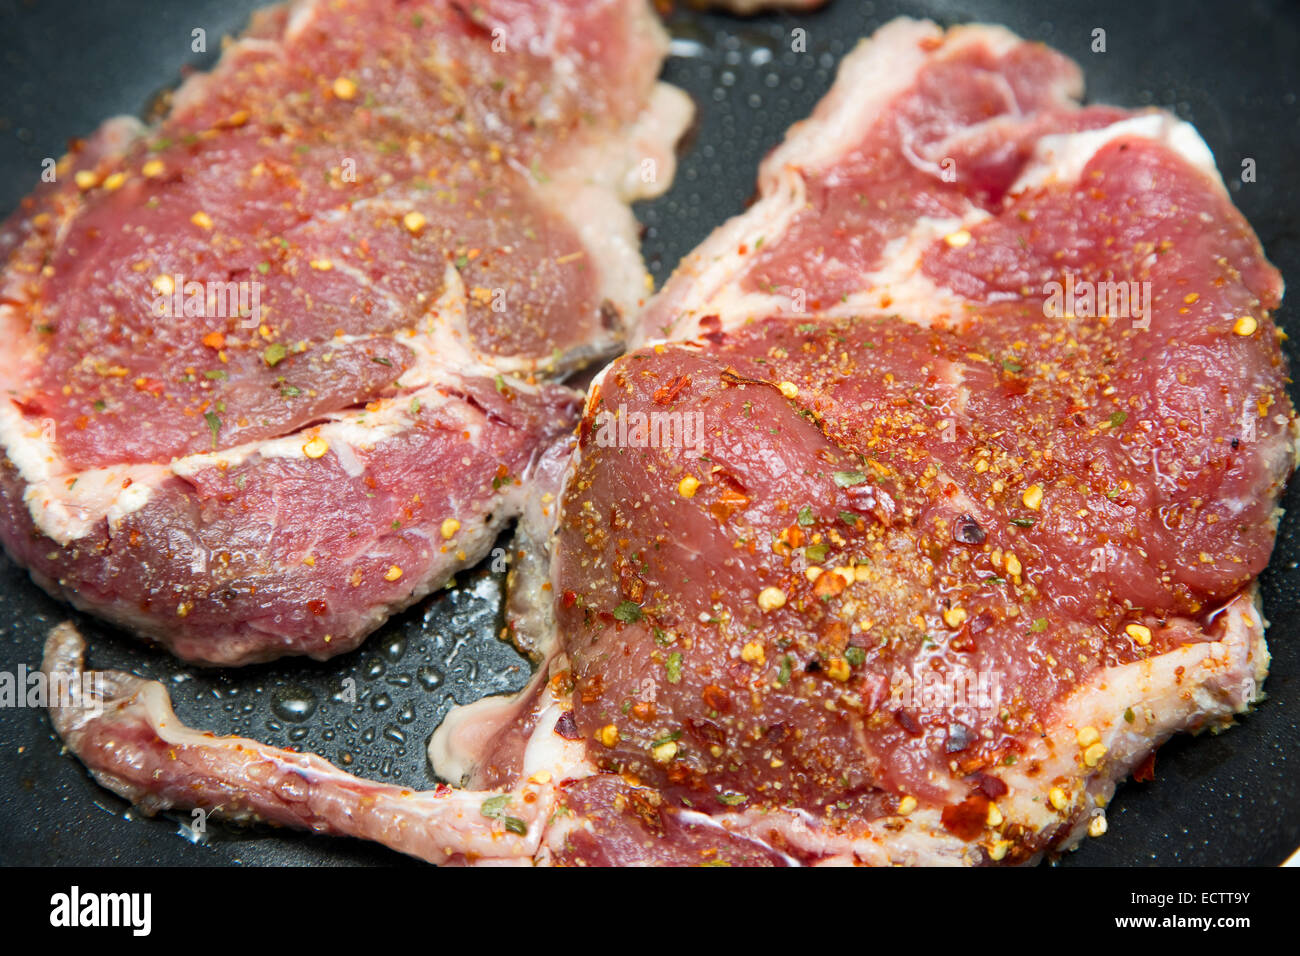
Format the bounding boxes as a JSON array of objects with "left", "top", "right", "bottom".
[
  {"left": 204, "top": 410, "right": 221, "bottom": 448},
  {"left": 805, "top": 542, "right": 829, "bottom": 563},
  {"left": 717, "top": 792, "right": 748, "bottom": 806},
  {"left": 665, "top": 651, "right": 683, "bottom": 684},
  {"left": 777, "top": 655, "right": 793, "bottom": 686},
  {"left": 612, "top": 601, "right": 643, "bottom": 624},
  {"left": 263, "top": 343, "right": 288, "bottom": 367},
  {"left": 480, "top": 795, "right": 510, "bottom": 819},
  {"left": 797, "top": 506, "right": 815, "bottom": 527},
  {"left": 1109, "top": 410, "right": 1128, "bottom": 429},
  {"left": 1030, "top": 617, "right": 1048, "bottom": 633},
  {"left": 845, "top": 646, "right": 866, "bottom": 667},
  {"left": 832, "top": 470, "right": 867, "bottom": 487}
]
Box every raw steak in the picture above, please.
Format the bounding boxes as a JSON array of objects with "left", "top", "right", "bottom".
[
  {"left": 45, "top": 18, "right": 1294, "bottom": 865},
  {"left": 0, "top": 0, "right": 691, "bottom": 665},
  {"left": 551, "top": 18, "right": 1292, "bottom": 862}
]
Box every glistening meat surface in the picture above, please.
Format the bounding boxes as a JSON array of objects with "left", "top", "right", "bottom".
[
  {"left": 553, "top": 18, "right": 1292, "bottom": 858},
  {"left": 44, "top": 17, "right": 1294, "bottom": 865},
  {"left": 0, "top": 0, "right": 691, "bottom": 664}
]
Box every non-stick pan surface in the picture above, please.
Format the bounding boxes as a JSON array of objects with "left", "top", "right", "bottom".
[{"left": 0, "top": 0, "right": 1297, "bottom": 866}]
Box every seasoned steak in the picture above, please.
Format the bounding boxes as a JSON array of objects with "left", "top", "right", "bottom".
[
  {"left": 551, "top": 18, "right": 1292, "bottom": 861},
  {"left": 0, "top": 0, "right": 691, "bottom": 664}
]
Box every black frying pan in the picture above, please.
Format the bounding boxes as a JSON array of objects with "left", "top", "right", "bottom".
[{"left": 1, "top": 0, "right": 1297, "bottom": 866}]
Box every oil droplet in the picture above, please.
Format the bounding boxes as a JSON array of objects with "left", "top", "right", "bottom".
[{"left": 271, "top": 685, "right": 318, "bottom": 723}]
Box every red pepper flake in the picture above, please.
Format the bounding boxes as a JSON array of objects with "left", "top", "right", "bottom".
[
  {"left": 1133, "top": 751, "right": 1157, "bottom": 783},
  {"left": 701, "top": 684, "right": 730, "bottom": 713},
  {"left": 972, "top": 771, "right": 1009, "bottom": 800},
  {"left": 11, "top": 397, "right": 45, "bottom": 417},
  {"left": 940, "top": 793, "right": 991, "bottom": 842},
  {"left": 630, "top": 701, "right": 657, "bottom": 721},
  {"left": 708, "top": 476, "right": 750, "bottom": 523},
  {"left": 652, "top": 374, "right": 691, "bottom": 406},
  {"left": 554, "top": 710, "right": 581, "bottom": 740}
]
